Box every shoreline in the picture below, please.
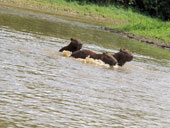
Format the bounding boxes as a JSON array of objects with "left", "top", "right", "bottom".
[
  {"left": 104, "top": 27, "right": 170, "bottom": 50},
  {"left": 0, "top": 1, "right": 170, "bottom": 50}
]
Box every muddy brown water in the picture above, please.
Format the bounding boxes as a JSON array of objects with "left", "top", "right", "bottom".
[{"left": 0, "top": 5, "right": 170, "bottom": 128}]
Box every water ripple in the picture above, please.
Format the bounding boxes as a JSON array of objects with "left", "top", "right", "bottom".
[{"left": 0, "top": 24, "right": 170, "bottom": 127}]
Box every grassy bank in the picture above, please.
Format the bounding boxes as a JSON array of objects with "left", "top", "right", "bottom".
[{"left": 1, "top": 0, "right": 170, "bottom": 47}]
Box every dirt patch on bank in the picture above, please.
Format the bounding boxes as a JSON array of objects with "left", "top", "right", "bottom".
[{"left": 104, "top": 27, "right": 170, "bottom": 50}]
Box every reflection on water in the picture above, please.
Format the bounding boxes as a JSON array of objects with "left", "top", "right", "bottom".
[
  {"left": 0, "top": 5, "right": 170, "bottom": 60},
  {"left": 0, "top": 5, "right": 170, "bottom": 128}
]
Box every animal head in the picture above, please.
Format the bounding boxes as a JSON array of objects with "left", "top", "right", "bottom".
[
  {"left": 69, "top": 38, "right": 83, "bottom": 52},
  {"left": 101, "top": 52, "right": 117, "bottom": 66},
  {"left": 113, "top": 49, "right": 133, "bottom": 66},
  {"left": 59, "top": 38, "right": 83, "bottom": 52}
]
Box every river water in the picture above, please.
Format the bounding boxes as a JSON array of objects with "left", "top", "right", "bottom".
[{"left": 0, "top": 5, "right": 170, "bottom": 128}]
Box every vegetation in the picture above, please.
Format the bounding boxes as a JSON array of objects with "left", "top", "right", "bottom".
[
  {"left": 1, "top": 0, "right": 170, "bottom": 46},
  {"left": 41, "top": 0, "right": 170, "bottom": 45},
  {"left": 69, "top": 0, "right": 170, "bottom": 20}
]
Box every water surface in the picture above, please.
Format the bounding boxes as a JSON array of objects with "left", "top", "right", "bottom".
[{"left": 0, "top": 5, "right": 170, "bottom": 128}]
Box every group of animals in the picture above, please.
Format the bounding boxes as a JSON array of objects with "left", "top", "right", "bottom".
[{"left": 59, "top": 38, "right": 133, "bottom": 66}]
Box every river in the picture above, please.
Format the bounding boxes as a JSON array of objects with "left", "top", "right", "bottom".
[{"left": 0, "top": 5, "right": 170, "bottom": 128}]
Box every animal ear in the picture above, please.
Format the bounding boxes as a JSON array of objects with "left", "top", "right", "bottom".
[
  {"left": 120, "top": 49, "right": 126, "bottom": 52},
  {"left": 70, "top": 38, "right": 74, "bottom": 41}
]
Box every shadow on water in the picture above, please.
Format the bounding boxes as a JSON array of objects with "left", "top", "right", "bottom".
[{"left": 0, "top": 5, "right": 170, "bottom": 62}]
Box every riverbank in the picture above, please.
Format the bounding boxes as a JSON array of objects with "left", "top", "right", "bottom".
[{"left": 0, "top": 0, "right": 170, "bottom": 50}]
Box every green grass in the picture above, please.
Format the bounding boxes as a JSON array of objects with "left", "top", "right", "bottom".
[
  {"left": 112, "top": 12, "right": 170, "bottom": 43},
  {"left": 37, "top": 0, "right": 170, "bottom": 44},
  {"left": 1, "top": 0, "right": 170, "bottom": 45}
]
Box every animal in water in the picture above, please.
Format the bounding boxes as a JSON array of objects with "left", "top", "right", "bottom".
[
  {"left": 59, "top": 38, "right": 83, "bottom": 52},
  {"left": 59, "top": 38, "right": 133, "bottom": 66},
  {"left": 112, "top": 49, "right": 133, "bottom": 66},
  {"left": 71, "top": 50, "right": 117, "bottom": 66}
]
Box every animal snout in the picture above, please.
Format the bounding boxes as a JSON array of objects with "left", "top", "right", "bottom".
[{"left": 128, "top": 55, "right": 133, "bottom": 61}]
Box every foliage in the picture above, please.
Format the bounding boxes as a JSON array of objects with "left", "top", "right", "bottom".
[{"left": 66, "top": 0, "right": 170, "bottom": 20}]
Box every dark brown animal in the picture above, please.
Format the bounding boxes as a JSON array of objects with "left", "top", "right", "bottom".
[
  {"left": 71, "top": 50, "right": 117, "bottom": 66},
  {"left": 59, "top": 38, "right": 83, "bottom": 52},
  {"left": 113, "top": 49, "right": 133, "bottom": 66}
]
